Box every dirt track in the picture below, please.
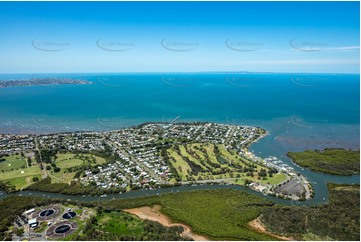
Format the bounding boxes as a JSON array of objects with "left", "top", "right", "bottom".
[
  {"left": 124, "top": 205, "right": 208, "bottom": 241},
  {"left": 248, "top": 217, "right": 293, "bottom": 241}
]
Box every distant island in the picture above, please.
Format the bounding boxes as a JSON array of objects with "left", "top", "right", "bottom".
[
  {"left": 287, "top": 148, "right": 360, "bottom": 176},
  {"left": 0, "top": 78, "right": 93, "bottom": 88}
]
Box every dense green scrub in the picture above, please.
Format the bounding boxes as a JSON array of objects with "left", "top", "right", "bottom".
[
  {"left": 287, "top": 148, "right": 359, "bottom": 175},
  {"left": 101, "top": 189, "right": 275, "bottom": 240},
  {"left": 261, "top": 184, "right": 360, "bottom": 241}
]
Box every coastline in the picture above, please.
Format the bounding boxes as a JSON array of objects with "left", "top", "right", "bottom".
[{"left": 249, "top": 128, "right": 269, "bottom": 147}]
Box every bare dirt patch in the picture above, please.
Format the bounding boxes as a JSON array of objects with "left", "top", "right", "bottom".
[
  {"left": 124, "top": 205, "right": 208, "bottom": 241},
  {"left": 248, "top": 216, "right": 293, "bottom": 241}
]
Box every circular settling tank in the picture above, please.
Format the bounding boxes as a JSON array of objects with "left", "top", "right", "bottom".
[
  {"left": 39, "top": 209, "right": 55, "bottom": 217},
  {"left": 55, "top": 224, "right": 71, "bottom": 234},
  {"left": 62, "top": 212, "right": 76, "bottom": 219}
]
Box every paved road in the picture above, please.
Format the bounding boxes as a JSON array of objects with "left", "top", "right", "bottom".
[
  {"left": 103, "top": 134, "right": 167, "bottom": 184},
  {"left": 35, "top": 138, "right": 47, "bottom": 179}
]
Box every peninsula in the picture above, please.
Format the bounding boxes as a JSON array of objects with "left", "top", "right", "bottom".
[
  {"left": 0, "top": 122, "right": 312, "bottom": 200},
  {"left": 0, "top": 78, "right": 93, "bottom": 88}
]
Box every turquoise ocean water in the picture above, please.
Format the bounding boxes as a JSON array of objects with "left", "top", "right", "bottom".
[
  {"left": 0, "top": 73, "right": 359, "bottom": 150},
  {"left": 0, "top": 73, "right": 359, "bottom": 149}
]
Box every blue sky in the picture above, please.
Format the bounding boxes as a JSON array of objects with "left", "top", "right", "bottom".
[{"left": 0, "top": 1, "right": 359, "bottom": 73}]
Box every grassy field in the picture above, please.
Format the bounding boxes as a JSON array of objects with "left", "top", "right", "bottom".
[
  {"left": 0, "top": 155, "right": 27, "bottom": 172},
  {"left": 264, "top": 173, "right": 287, "bottom": 185},
  {"left": 287, "top": 148, "right": 360, "bottom": 175},
  {"left": 179, "top": 145, "right": 208, "bottom": 170},
  {"left": 50, "top": 171, "right": 77, "bottom": 184},
  {"left": 50, "top": 152, "right": 107, "bottom": 183},
  {"left": 0, "top": 166, "right": 42, "bottom": 189},
  {"left": 230, "top": 172, "right": 287, "bottom": 187},
  {"left": 81, "top": 208, "right": 184, "bottom": 240},
  {"left": 55, "top": 153, "right": 107, "bottom": 168},
  {"left": 1, "top": 152, "right": 108, "bottom": 189},
  {"left": 95, "top": 210, "right": 144, "bottom": 235},
  {"left": 202, "top": 144, "right": 219, "bottom": 165},
  {"left": 102, "top": 188, "right": 275, "bottom": 240},
  {"left": 167, "top": 149, "right": 192, "bottom": 180},
  {"left": 217, "top": 144, "right": 268, "bottom": 172},
  {"left": 165, "top": 143, "right": 285, "bottom": 186},
  {"left": 56, "top": 154, "right": 84, "bottom": 169}
]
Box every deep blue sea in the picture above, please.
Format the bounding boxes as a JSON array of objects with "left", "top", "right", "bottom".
[
  {"left": 0, "top": 72, "right": 359, "bottom": 152},
  {"left": 0, "top": 72, "right": 360, "bottom": 202}
]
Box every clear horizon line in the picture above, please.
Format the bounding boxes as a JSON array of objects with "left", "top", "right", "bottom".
[{"left": 0, "top": 71, "right": 359, "bottom": 75}]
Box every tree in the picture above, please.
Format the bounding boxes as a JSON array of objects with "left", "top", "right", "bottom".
[
  {"left": 91, "top": 167, "right": 100, "bottom": 174},
  {"left": 246, "top": 172, "right": 254, "bottom": 177},
  {"left": 27, "top": 157, "right": 32, "bottom": 167},
  {"left": 15, "top": 228, "right": 24, "bottom": 237},
  {"left": 244, "top": 179, "right": 252, "bottom": 186},
  {"left": 258, "top": 168, "right": 267, "bottom": 178}
]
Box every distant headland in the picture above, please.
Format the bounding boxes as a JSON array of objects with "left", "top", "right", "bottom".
[{"left": 0, "top": 78, "right": 93, "bottom": 88}]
